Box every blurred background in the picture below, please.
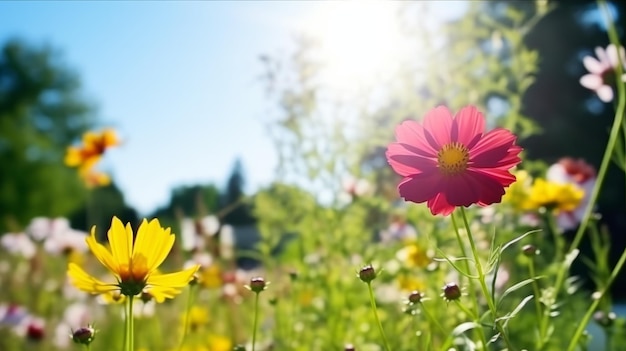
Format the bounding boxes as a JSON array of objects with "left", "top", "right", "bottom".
[{"left": 1, "top": 0, "right": 625, "bottom": 291}]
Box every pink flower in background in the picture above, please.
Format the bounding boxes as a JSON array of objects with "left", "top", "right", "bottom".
[
  {"left": 386, "top": 105, "right": 522, "bottom": 215},
  {"left": 580, "top": 44, "right": 626, "bottom": 102},
  {"left": 546, "top": 157, "right": 597, "bottom": 231}
]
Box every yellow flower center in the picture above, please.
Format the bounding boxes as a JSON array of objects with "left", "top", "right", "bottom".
[{"left": 437, "top": 142, "right": 469, "bottom": 176}]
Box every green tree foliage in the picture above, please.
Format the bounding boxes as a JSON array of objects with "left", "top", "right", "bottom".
[
  {"left": 149, "top": 183, "right": 221, "bottom": 233},
  {"left": 69, "top": 181, "right": 139, "bottom": 238},
  {"left": 221, "top": 158, "right": 255, "bottom": 225},
  {"left": 0, "top": 39, "right": 95, "bottom": 232}
]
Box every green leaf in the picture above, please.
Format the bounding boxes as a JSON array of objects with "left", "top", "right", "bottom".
[
  {"left": 500, "top": 229, "right": 541, "bottom": 254},
  {"left": 498, "top": 277, "right": 545, "bottom": 307}
]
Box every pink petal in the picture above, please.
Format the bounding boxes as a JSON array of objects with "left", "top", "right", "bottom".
[
  {"left": 394, "top": 120, "right": 438, "bottom": 157},
  {"left": 469, "top": 129, "right": 518, "bottom": 167},
  {"left": 595, "top": 46, "right": 609, "bottom": 66},
  {"left": 597, "top": 85, "right": 614, "bottom": 102},
  {"left": 583, "top": 56, "right": 605, "bottom": 74},
  {"left": 422, "top": 106, "right": 453, "bottom": 150},
  {"left": 397, "top": 172, "right": 443, "bottom": 204},
  {"left": 452, "top": 105, "right": 485, "bottom": 148},
  {"left": 427, "top": 193, "right": 455, "bottom": 216},
  {"left": 458, "top": 172, "right": 507, "bottom": 206},
  {"left": 607, "top": 44, "right": 620, "bottom": 68},
  {"left": 468, "top": 167, "right": 517, "bottom": 187},
  {"left": 580, "top": 74, "right": 603, "bottom": 90},
  {"left": 386, "top": 143, "right": 437, "bottom": 176}
]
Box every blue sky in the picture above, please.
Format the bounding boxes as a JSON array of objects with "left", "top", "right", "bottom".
[
  {"left": 0, "top": 1, "right": 319, "bottom": 214},
  {"left": 0, "top": 1, "right": 467, "bottom": 215}
]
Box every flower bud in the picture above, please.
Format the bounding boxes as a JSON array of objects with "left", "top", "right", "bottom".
[
  {"left": 358, "top": 265, "right": 377, "bottom": 283},
  {"left": 247, "top": 277, "right": 267, "bottom": 293},
  {"left": 522, "top": 244, "right": 539, "bottom": 257},
  {"left": 442, "top": 282, "right": 462, "bottom": 301},
  {"left": 408, "top": 290, "right": 423, "bottom": 304},
  {"left": 344, "top": 344, "right": 356, "bottom": 351},
  {"left": 72, "top": 325, "right": 96, "bottom": 345}
]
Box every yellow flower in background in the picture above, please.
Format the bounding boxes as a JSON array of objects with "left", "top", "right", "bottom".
[
  {"left": 65, "top": 128, "right": 119, "bottom": 169},
  {"left": 503, "top": 170, "right": 532, "bottom": 209},
  {"left": 522, "top": 178, "right": 584, "bottom": 212},
  {"left": 397, "top": 274, "right": 426, "bottom": 292},
  {"left": 185, "top": 306, "right": 210, "bottom": 331},
  {"left": 65, "top": 128, "right": 119, "bottom": 187},
  {"left": 208, "top": 335, "right": 232, "bottom": 351},
  {"left": 198, "top": 265, "right": 222, "bottom": 289},
  {"left": 397, "top": 244, "right": 431, "bottom": 268},
  {"left": 68, "top": 217, "right": 200, "bottom": 302}
]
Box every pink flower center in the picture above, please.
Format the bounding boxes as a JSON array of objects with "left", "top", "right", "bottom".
[{"left": 437, "top": 142, "right": 469, "bottom": 176}]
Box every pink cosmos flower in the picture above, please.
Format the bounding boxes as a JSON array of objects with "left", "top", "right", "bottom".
[
  {"left": 386, "top": 105, "right": 522, "bottom": 216},
  {"left": 580, "top": 44, "right": 626, "bottom": 103}
]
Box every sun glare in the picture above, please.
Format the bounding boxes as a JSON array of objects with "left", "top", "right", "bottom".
[{"left": 303, "top": 1, "right": 409, "bottom": 95}]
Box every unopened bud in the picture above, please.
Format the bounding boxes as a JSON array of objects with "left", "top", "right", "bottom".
[
  {"left": 344, "top": 343, "right": 356, "bottom": 351},
  {"left": 408, "top": 290, "right": 423, "bottom": 304},
  {"left": 442, "top": 282, "right": 462, "bottom": 301},
  {"left": 247, "top": 277, "right": 267, "bottom": 293},
  {"left": 593, "top": 311, "right": 617, "bottom": 328},
  {"left": 72, "top": 325, "right": 96, "bottom": 345},
  {"left": 522, "top": 244, "right": 539, "bottom": 257},
  {"left": 358, "top": 265, "right": 377, "bottom": 283}
]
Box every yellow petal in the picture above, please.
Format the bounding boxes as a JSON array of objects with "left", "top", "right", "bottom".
[
  {"left": 108, "top": 217, "right": 132, "bottom": 270},
  {"left": 85, "top": 226, "right": 119, "bottom": 275},
  {"left": 102, "top": 128, "right": 119, "bottom": 147},
  {"left": 133, "top": 218, "right": 174, "bottom": 273},
  {"left": 147, "top": 265, "right": 199, "bottom": 290},
  {"left": 64, "top": 147, "right": 82, "bottom": 167},
  {"left": 67, "top": 263, "right": 118, "bottom": 294}
]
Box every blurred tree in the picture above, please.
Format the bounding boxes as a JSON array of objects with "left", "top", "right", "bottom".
[
  {"left": 149, "top": 183, "right": 221, "bottom": 233},
  {"left": 221, "top": 158, "right": 255, "bottom": 225},
  {"left": 0, "top": 39, "right": 95, "bottom": 233},
  {"left": 69, "top": 181, "right": 139, "bottom": 239}
]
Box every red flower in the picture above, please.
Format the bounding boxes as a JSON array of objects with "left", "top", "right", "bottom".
[{"left": 386, "top": 105, "right": 522, "bottom": 215}]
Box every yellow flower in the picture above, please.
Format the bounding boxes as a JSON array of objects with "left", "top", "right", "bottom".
[
  {"left": 522, "top": 179, "right": 584, "bottom": 212},
  {"left": 68, "top": 217, "right": 200, "bottom": 302},
  {"left": 198, "top": 265, "right": 222, "bottom": 289},
  {"left": 184, "top": 306, "right": 210, "bottom": 331},
  {"left": 65, "top": 128, "right": 119, "bottom": 169},
  {"left": 503, "top": 170, "right": 532, "bottom": 209},
  {"left": 397, "top": 274, "right": 426, "bottom": 292},
  {"left": 208, "top": 335, "right": 232, "bottom": 351},
  {"left": 397, "top": 244, "right": 431, "bottom": 268}
]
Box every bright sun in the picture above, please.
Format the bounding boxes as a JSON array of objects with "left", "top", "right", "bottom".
[{"left": 302, "top": 1, "right": 409, "bottom": 95}]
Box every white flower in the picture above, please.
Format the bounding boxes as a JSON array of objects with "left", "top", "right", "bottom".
[
  {"left": 0, "top": 232, "right": 36, "bottom": 259},
  {"left": 580, "top": 44, "right": 626, "bottom": 102},
  {"left": 43, "top": 229, "right": 88, "bottom": 255},
  {"left": 200, "top": 215, "right": 220, "bottom": 236}
]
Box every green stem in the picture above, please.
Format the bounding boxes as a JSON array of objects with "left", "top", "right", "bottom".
[
  {"left": 459, "top": 207, "right": 515, "bottom": 351},
  {"left": 566, "top": 245, "right": 626, "bottom": 351},
  {"left": 125, "top": 295, "right": 135, "bottom": 351},
  {"left": 528, "top": 259, "right": 545, "bottom": 349},
  {"left": 542, "top": 0, "right": 626, "bottom": 343},
  {"left": 450, "top": 212, "right": 489, "bottom": 349},
  {"left": 252, "top": 292, "right": 260, "bottom": 351},
  {"left": 366, "top": 282, "right": 392, "bottom": 351},
  {"left": 177, "top": 285, "right": 196, "bottom": 351}
]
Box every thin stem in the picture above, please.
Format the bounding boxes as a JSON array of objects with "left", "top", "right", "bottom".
[
  {"left": 542, "top": 0, "right": 626, "bottom": 341},
  {"left": 450, "top": 212, "right": 489, "bottom": 349},
  {"left": 459, "top": 207, "right": 515, "bottom": 351},
  {"left": 251, "top": 292, "right": 260, "bottom": 351},
  {"left": 528, "top": 259, "right": 545, "bottom": 349},
  {"left": 366, "top": 282, "right": 392, "bottom": 351},
  {"left": 125, "top": 295, "right": 135, "bottom": 351},
  {"left": 566, "top": 245, "right": 626, "bottom": 351},
  {"left": 177, "top": 285, "right": 196, "bottom": 351}
]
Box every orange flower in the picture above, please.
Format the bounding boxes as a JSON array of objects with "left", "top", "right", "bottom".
[{"left": 65, "top": 128, "right": 119, "bottom": 171}]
